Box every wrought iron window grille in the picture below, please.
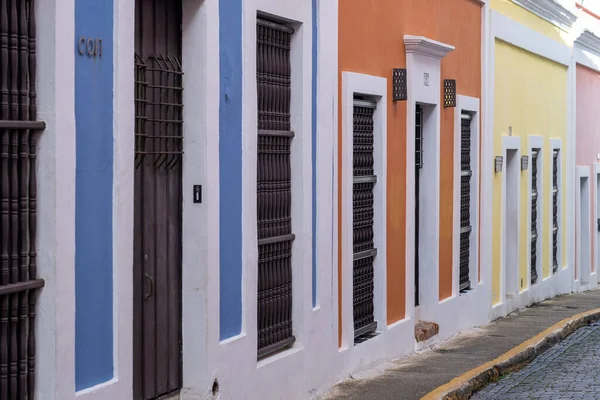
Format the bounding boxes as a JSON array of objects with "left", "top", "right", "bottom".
[
  {"left": 415, "top": 104, "right": 424, "bottom": 306},
  {"left": 352, "top": 98, "right": 378, "bottom": 341},
  {"left": 530, "top": 149, "right": 539, "bottom": 285},
  {"left": 552, "top": 149, "right": 559, "bottom": 273},
  {"left": 0, "top": 1, "right": 45, "bottom": 398},
  {"left": 256, "top": 17, "right": 296, "bottom": 359},
  {"left": 459, "top": 113, "right": 472, "bottom": 292}
]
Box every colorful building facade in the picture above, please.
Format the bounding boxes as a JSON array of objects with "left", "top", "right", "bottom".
[
  {"left": 488, "top": 0, "right": 576, "bottom": 320},
  {"left": 337, "top": 0, "right": 487, "bottom": 363},
  {"left": 574, "top": 3, "right": 600, "bottom": 294},
  {"left": 2, "top": 0, "right": 600, "bottom": 400}
]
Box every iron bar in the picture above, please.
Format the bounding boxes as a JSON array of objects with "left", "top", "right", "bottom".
[
  {"left": 353, "top": 100, "right": 376, "bottom": 340},
  {"left": 459, "top": 114, "right": 472, "bottom": 291},
  {"left": 0, "top": 1, "right": 43, "bottom": 397},
  {"left": 256, "top": 16, "right": 295, "bottom": 358}
]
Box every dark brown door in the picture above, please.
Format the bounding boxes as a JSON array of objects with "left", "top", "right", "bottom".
[{"left": 133, "top": 1, "right": 183, "bottom": 399}]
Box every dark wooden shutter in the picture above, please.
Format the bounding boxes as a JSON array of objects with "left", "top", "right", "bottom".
[
  {"left": 0, "top": 0, "right": 45, "bottom": 399},
  {"left": 353, "top": 99, "right": 377, "bottom": 341},
  {"left": 530, "top": 149, "right": 539, "bottom": 284},
  {"left": 459, "top": 114, "right": 472, "bottom": 291},
  {"left": 256, "top": 17, "right": 296, "bottom": 359},
  {"left": 552, "top": 149, "right": 559, "bottom": 273}
]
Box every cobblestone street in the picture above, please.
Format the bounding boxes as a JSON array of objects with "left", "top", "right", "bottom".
[{"left": 472, "top": 321, "right": 600, "bottom": 400}]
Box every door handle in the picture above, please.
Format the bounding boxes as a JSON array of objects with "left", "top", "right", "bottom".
[{"left": 145, "top": 273, "right": 154, "bottom": 301}]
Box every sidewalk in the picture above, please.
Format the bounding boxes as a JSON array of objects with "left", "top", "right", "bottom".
[{"left": 321, "top": 289, "right": 600, "bottom": 400}]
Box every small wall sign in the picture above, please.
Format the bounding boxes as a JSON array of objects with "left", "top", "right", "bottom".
[
  {"left": 77, "top": 37, "right": 103, "bottom": 58},
  {"left": 423, "top": 72, "right": 430, "bottom": 87}
]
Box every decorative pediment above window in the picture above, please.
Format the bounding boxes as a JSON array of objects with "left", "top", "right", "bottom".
[
  {"left": 576, "top": 29, "right": 600, "bottom": 55},
  {"left": 404, "top": 35, "right": 455, "bottom": 60},
  {"left": 512, "top": 0, "right": 578, "bottom": 31}
]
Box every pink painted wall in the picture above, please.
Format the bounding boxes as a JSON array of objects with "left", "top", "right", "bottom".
[
  {"left": 576, "top": 64, "right": 600, "bottom": 276},
  {"left": 576, "top": 65, "right": 600, "bottom": 166}
]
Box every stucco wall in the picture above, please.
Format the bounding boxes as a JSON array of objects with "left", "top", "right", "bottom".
[
  {"left": 491, "top": 0, "right": 569, "bottom": 44},
  {"left": 575, "top": 64, "right": 600, "bottom": 279},
  {"left": 492, "top": 40, "right": 568, "bottom": 304},
  {"left": 576, "top": 65, "right": 600, "bottom": 166},
  {"left": 338, "top": 0, "right": 482, "bottom": 329}
]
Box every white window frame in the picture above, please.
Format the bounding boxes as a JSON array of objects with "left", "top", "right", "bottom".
[
  {"left": 404, "top": 35, "right": 453, "bottom": 315},
  {"left": 240, "top": 3, "right": 313, "bottom": 362},
  {"left": 594, "top": 163, "right": 600, "bottom": 276},
  {"left": 500, "top": 136, "right": 521, "bottom": 303},
  {"left": 576, "top": 165, "right": 592, "bottom": 285},
  {"left": 527, "top": 136, "right": 543, "bottom": 287},
  {"left": 453, "top": 95, "right": 480, "bottom": 296},
  {"left": 549, "top": 139, "right": 563, "bottom": 275},
  {"left": 340, "top": 71, "right": 387, "bottom": 349}
]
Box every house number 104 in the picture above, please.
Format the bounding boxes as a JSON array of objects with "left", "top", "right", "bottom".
[{"left": 78, "top": 37, "right": 103, "bottom": 58}]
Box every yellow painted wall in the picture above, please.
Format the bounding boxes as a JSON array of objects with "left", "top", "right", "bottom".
[
  {"left": 492, "top": 40, "right": 567, "bottom": 305},
  {"left": 490, "top": 0, "right": 569, "bottom": 45}
]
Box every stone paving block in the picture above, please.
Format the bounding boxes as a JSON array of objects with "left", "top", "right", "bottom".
[{"left": 472, "top": 322, "right": 600, "bottom": 399}]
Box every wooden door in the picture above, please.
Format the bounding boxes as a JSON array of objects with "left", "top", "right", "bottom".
[{"left": 133, "top": 0, "right": 183, "bottom": 398}]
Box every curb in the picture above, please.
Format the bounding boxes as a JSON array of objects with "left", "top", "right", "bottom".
[{"left": 420, "top": 308, "right": 600, "bottom": 400}]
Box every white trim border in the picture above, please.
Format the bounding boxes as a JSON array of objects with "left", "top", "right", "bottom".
[
  {"left": 340, "top": 71, "right": 387, "bottom": 349},
  {"left": 453, "top": 95, "right": 481, "bottom": 295}
]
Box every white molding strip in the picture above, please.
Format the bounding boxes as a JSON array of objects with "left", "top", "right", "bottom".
[
  {"left": 404, "top": 35, "right": 455, "bottom": 59},
  {"left": 576, "top": 30, "right": 600, "bottom": 55},
  {"left": 576, "top": 165, "right": 592, "bottom": 285},
  {"left": 491, "top": 10, "right": 571, "bottom": 66},
  {"left": 500, "top": 136, "right": 522, "bottom": 304},
  {"left": 511, "top": 0, "right": 578, "bottom": 31},
  {"left": 574, "top": 47, "right": 600, "bottom": 72}
]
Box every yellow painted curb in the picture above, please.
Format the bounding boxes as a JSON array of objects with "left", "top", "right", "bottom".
[{"left": 421, "top": 308, "right": 600, "bottom": 400}]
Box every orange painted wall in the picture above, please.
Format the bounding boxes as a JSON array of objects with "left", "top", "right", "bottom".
[{"left": 338, "top": 0, "right": 482, "bottom": 336}]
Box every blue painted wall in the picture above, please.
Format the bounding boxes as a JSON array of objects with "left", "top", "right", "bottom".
[
  {"left": 311, "top": 0, "right": 318, "bottom": 307},
  {"left": 219, "top": 0, "right": 243, "bottom": 340},
  {"left": 74, "top": 0, "right": 114, "bottom": 390}
]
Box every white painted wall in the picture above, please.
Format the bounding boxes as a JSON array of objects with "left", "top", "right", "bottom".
[
  {"left": 35, "top": 0, "right": 76, "bottom": 397},
  {"left": 180, "top": 0, "right": 220, "bottom": 397},
  {"left": 203, "top": 0, "right": 342, "bottom": 398}
]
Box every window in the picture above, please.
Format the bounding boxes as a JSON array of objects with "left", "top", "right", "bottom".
[
  {"left": 552, "top": 149, "right": 559, "bottom": 273},
  {"left": 459, "top": 113, "right": 472, "bottom": 291},
  {"left": 352, "top": 98, "right": 378, "bottom": 341},
  {"left": 530, "top": 149, "right": 540, "bottom": 284},
  {"left": 415, "top": 104, "right": 424, "bottom": 305},
  {"left": 256, "top": 17, "right": 296, "bottom": 359}
]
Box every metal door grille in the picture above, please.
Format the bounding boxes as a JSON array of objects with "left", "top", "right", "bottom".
[
  {"left": 352, "top": 99, "right": 377, "bottom": 340},
  {"left": 459, "top": 114, "right": 472, "bottom": 291},
  {"left": 0, "top": 0, "right": 45, "bottom": 399},
  {"left": 256, "top": 17, "right": 296, "bottom": 359},
  {"left": 415, "top": 105, "right": 423, "bottom": 306},
  {"left": 530, "top": 149, "right": 539, "bottom": 284},
  {"left": 552, "top": 149, "right": 559, "bottom": 273},
  {"left": 133, "top": 1, "right": 184, "bottom": 398},
  {"left": 134, "top": 55, "right": 184, "bottom": 169}
]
